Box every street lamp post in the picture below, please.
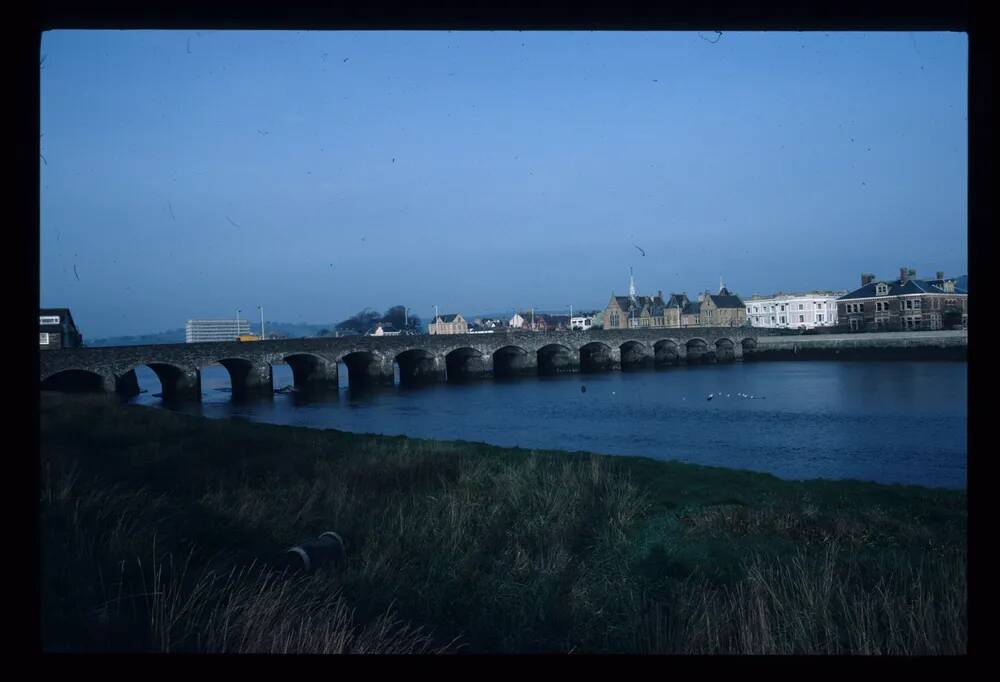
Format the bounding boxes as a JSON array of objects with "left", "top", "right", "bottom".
[
  {"left": 236, "top": 309, "right": 241, "bottom": 339},
  {"left": 258, "top": 305, "right": 265, "bottom": 340}
]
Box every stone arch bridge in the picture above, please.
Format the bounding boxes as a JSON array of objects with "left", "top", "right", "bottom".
[{"left": 40, "top": 328, "right": 759, "bottom": 400}]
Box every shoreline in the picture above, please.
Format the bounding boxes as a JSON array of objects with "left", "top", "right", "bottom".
[{"left": 39, "top": 392, "right": 967, "bottom": 653}]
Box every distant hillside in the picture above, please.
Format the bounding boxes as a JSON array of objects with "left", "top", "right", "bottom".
[
  {"left": 87, "top": 328, "right": 186, "bottom": 347},
  {"left": 87, "top": 321, "right": 340, "bottom": 347}
]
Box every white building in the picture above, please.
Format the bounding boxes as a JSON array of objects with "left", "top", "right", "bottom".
[
  {"left": 369, "top": 323, "right": 401, "bottom": 336},
  {"left": 185, "top": 319, "right": 251, "bottom": 343},
  {"left": 570, "top": 315, "right": 595, "bottom": 330},
  {"left": 508, "top": 313, "right": 526, "bottom": 329},
  {"left": 744, "top": 292, "right": 846, "bottom": 329}
]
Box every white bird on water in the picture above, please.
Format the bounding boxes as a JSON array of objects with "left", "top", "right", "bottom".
[{"left": 707, "top": 393, "right": 714, "bottom": 401}]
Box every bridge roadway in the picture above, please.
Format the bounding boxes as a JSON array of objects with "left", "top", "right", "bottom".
[{"left": 39, "top": 327, "right": 759, "bottom": 400}]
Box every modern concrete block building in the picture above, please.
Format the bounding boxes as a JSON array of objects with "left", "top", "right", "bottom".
[
  {"left": 185, "top": 319, "right": 251, "bottom": 343},
  {"left": 39, "top": 308, "right": 83, "bottom": 350},
  {"left": 745, "top": 292, "right": 845, "bottom": 329}
]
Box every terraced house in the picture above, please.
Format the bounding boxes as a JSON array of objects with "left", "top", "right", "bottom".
[{"left": 837, "top": 268, "right": 968, "bottom": 332}]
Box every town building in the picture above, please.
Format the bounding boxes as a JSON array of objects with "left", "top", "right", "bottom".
[
  {"left": 368, "top": 322, "right": 402, "bottom": 336},
  {"left": 428, "top": 313, "right": 469, "bottom": 335},
  {"left": 570, "top": 314, "right": 596, "bottom": 330},
  {"left": 745, "top": 291, "right": 845, "bottom": 329},
  {"left": 602, "top": 273, "right": 746, "bottom": 329},
  {"left": 185, "top": 319, "right": 251, "bottom": 343},
  {"left": 837, "top": 268, "right": 968, "bottom": 332},
  {"left": 680, "top": 300, "right": 701, "bottom": 327},
  {"left": 602, "top": 271, "right": 671, "bottom": 329},
  {"left": 39, "top": 308, "right": 83, "bottom": 350},
  {"left": 508, "top": 312, "right": 526, "bottom": 329},
  {"left": 697, "top": 285, "right": 747, "bottom": 327}
]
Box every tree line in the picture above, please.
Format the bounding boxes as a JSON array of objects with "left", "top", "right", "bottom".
[{"left": 317, "top": 305, "right": 422, "bottom": 336}]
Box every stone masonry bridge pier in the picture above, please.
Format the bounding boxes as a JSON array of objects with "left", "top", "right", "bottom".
[{"left": 39, "top": 327, "right": 759, "bottom": 400}]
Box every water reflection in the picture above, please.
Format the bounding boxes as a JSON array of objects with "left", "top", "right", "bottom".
[{"left": 127, "top": 361, "right": 966, "bottom": 489}]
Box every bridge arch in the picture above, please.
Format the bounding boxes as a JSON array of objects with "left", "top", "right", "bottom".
[
  {"left": 119, "top": 362, "right": 201, "bottom": 401},
  {"left": 537, "top": 343, "right": 578, "bottom": 375},
  {"left": 653, "top": 339, "right": 680, "bottom": 366},
  {"left": 492, "top": 345, "right": 534, "bottom": 378},
  {"left": 40, "top": 368, "right": 107, "bottom": 393},
  {"left": 445, "top": 347, "right": 489, "bottom": 382},
  {"left": 714, "top": 337, "right": 736, "bottom": 363},
  {"left": 282, "top": 353, "right": 338, "bottom": 391},
  {"left": 394, "top": 348, "right": 445, "bottom": 385},
  {"left": 579, "top": 341, "right": 616, "bottom": 373},
  {"left": 339, "top": 350, "right": 394, "bottom": 388},
  {"left": 741, "top": 337, "right": 757, "bottom": 355},
  {"left": 685, "top": 338, "right": 709, "bottom": 363},
  {"left": 215, "top": 357, "right": 273, "bottom": 399},
  {"left": 619, "top": 340, "right": 653, "bottom": 370}
]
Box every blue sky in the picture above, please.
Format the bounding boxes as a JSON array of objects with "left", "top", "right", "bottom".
[{"left": 40, "top": 30, "right": 968, "bottom": 338}]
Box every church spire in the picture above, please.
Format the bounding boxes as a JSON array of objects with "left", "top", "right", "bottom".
[
  {"left": 719, "top": 275, "right": 725, "bottom": 294},
  {"left": 629, "top": 267, "right": 636, "bottom": 301}
]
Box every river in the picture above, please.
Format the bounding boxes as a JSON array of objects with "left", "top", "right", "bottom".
[{"left": 128, "top": 360, "right": 967, "bottom": 490}]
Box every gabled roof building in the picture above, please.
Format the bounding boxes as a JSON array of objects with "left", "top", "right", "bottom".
[{"left": 837, "top": 267, "right": 967, "bottom": 331}]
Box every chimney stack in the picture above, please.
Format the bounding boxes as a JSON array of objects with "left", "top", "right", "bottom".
[
  {"left": 657, "top": 289, "right": 663, "bottom": 300},
  {"left": 861, "top": 273, "right": 876, "bottom": 286},
  {"left": 899, "top": 267, "right": 912, "bottom": 284},
  {"left": 936, "top": 271, "right": 945, "bottom": 281}
]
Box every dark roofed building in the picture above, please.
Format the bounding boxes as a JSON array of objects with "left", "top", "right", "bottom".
[
  {"left": 681, "top": 300, "right": 701, "bottom": 327},
  {"left": 697, "top": 285, "right": 748, "bottom": 327},
  {"left": 40, "top": 308, "right": 83, "bottom": 350},
  {"left": 837, "top": 267, "right": 968, "bottom": 331}
]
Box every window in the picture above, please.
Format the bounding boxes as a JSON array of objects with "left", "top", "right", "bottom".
[
  {"left": 40, "top": 332, "right": 50, "bottom": 345},
  {"left": 39, "top": 315, "right": 60, "bottom": 325},
  {"left": 798, "top": 304, "right": 803, "bottom": 310},
  {"left": 799, "top": 315, "right": 804, "bottom": 323},
  {"left": 914, "top": 300, "right": 921, "bottom": 309},
  {"left": 876, "top": 283, "right": 889, "bottom": 296},
  {"left": 780, "top": 316, "right": 786, "bottom": 324},
  {"left": 906, "top": 300, "right": 913, "bottom": 310},
  {"left": 817, "top": 314, "right": 824, "bottom": 322}
]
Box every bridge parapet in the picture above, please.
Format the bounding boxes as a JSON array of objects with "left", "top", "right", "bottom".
[{"left": 40, "top": 327, "right": 759, "bottom": 397}]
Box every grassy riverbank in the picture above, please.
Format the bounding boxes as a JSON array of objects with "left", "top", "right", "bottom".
[{"left": 39, "top": 392, "right": 966, "bottom": 653}]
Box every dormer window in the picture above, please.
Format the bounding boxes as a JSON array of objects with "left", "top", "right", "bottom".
[{"left": 875, "top": 283, "right": 889, "bottom": 296}]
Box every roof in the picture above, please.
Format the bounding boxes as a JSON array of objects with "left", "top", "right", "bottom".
[
  {"left": 706, "top": 293, "right": 745, "bottom": 308},
  {"left": 682, "top": 301, "right": 701, "bottom": 315},
  {"left": 435, "top": 314, "right": 462, "bottom": 323},
  {"left": 665, "top": 293, "right": 689, "bottom": 309},
  {"left": 39, "top": 308, "right": 77, "bottom": 328},
  {"left": 748, "top": 291, "right": 847, "bottom": 301},
  {"left": 839, "top": 277, "right": 968, "bottom": 300}
]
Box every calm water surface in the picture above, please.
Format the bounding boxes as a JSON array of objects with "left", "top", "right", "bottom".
[{"left": 129, "top": 361, "right": 967, "bottom": 490}]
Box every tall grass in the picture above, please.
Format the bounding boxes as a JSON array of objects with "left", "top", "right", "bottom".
[
  {"left": 637, "top": 543, "right": 966, "bottom": 654},
  {"left": 40, "top": 393, "right": 967, "bottom": 653}
]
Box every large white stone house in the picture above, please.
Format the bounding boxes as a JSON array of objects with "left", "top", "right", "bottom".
[{"left": 745, "top": 292, "right": 845, "bottom": 330}]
